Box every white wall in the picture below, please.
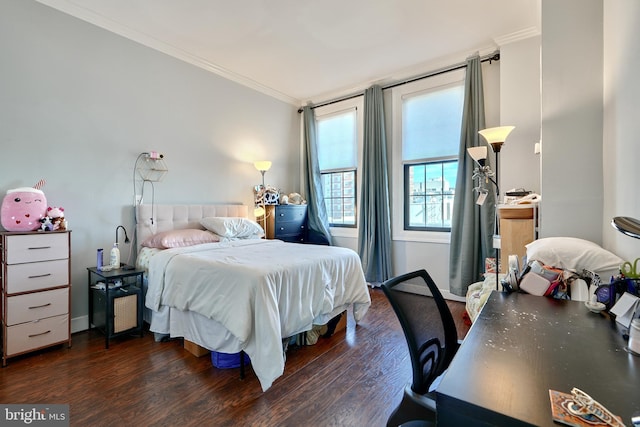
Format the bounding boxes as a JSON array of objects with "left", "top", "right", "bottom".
[
  {"left": 540, "top": 0, "right": 604, "bottom": 242},
  {"left": 603, "top": 0, "right": 640, "bottom": 260},
  {"left": 0, "top": 0, "right": 300, "bottom": 330},
  {"left": 500, "top": 36, "right": 542, "bottom": 196}
]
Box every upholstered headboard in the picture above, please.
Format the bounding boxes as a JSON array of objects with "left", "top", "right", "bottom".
[{"left": 135, "top": 204, "right": 248, "bottom": 252}]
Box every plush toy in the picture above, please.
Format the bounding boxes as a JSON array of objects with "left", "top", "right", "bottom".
[
  {"left": 47, "top": 206, "right": 67, "bottom": 231},
  {"left": 288, "top": 193, "right": 306, "bottom": 205},
  {"left": 40, "top": 216, "right": 53, "bottom": 232},
  {"left": 1, "top": 182, "right": 48, "bottom": 231}
]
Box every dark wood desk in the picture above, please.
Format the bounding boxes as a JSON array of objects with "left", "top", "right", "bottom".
[{"left": 436, "top": 291, "right": 640, "bottom": 427}]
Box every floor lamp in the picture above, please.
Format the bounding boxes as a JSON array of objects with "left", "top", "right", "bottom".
[
  {"left": 478, "top": 126, "right": 515, "bottom": 289},
  {"left": 253, "top": 160, "right": 272, "bottom": 237},
  {"left": 467, "top": 145, "right": 499, "bottom": 288}
]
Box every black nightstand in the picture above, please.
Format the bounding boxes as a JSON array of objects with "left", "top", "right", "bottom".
[
  {"left": 265, "top": 204, "right": 307, "bottom": 243},
  {"left": 87, "top": 266, "right": 144, "bottom": 348}
]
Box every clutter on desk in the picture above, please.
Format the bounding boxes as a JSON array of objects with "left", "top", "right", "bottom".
[{"left": 549, "top": 388, "right": 625, "bottom": 427}]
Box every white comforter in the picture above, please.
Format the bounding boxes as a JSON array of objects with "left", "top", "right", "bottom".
[{"left": 146, "top": 239, "right": 371, "bottom": 391}]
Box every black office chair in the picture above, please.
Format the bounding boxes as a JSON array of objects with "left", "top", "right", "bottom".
[{"left": 381, "top": 269, "right": 460, "bottom": 427}]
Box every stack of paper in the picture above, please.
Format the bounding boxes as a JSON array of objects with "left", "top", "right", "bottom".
[{"left": 610, "top": 292, "right": 640, "bottom": 328}]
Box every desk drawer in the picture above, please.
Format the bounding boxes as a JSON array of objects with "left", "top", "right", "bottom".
[
  {"left": 5, "top": 259, "right": 69, "bottom": 294},
  {"left": 6, "top": 288, "right": 69, "bottom": 326},
  {"left": 5, "top": 314, "right": 69, "bottom": 356},
  {"left": 4, "top": 233, "right": 69, "bottom": 264}
]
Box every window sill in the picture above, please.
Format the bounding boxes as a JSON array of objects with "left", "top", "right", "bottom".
[{"left": 392, "top": 229, "right": 451, "bottom": 244}]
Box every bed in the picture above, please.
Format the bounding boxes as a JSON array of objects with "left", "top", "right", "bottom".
[{"left": 135, "top": 204, "right": 371, "bottom": 391}]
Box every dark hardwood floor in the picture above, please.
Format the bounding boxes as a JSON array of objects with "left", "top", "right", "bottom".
[{"left": 0, "top": 288, "right": 469, "bottom": 427}]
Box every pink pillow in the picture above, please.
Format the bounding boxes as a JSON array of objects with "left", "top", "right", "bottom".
[{"left": 141, "top": 229, "right": 220, "bottom": 249}]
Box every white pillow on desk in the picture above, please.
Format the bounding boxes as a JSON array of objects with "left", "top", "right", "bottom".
[{"left": 525, "top": 237, "right": 623, "bottom": 273}]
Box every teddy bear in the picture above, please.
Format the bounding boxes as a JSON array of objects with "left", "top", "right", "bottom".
[{"left": 47, "top": 206, "right": 67, "bottom": 231}]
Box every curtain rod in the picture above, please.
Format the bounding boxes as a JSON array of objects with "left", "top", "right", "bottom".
[{"left": 297, "top": 50, "right": 500, "bottom": 113}]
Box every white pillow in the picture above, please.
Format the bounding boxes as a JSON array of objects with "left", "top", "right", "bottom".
[
  {"left": 200, "top": 217, "right": 264, "bottom": 239},
  {"left": 525, "top": 237, "right": 623, "bottom": 273}
]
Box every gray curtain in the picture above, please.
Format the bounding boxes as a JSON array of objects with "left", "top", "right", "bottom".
[
  {"left": 302, "top": 106, "right": 333, "bottom": 246},
  {"left": 358, "top": 85, "right": 392, "bottom": 284},
  {"left": 449, "top": 55, "right": 495, "bottom": 296}
]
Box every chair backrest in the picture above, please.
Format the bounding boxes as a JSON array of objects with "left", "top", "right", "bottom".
[{"left": 381, "top": 269, "right": 459, "bottom": 395}]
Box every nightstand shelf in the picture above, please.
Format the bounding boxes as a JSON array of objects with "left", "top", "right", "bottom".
[{"left": 87, "top": 266, "right": 144, "bottom": 348}]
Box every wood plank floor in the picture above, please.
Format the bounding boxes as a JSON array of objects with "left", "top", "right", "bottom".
[{"left": 0, "top": 288, "right": 469, "bottom": 427}]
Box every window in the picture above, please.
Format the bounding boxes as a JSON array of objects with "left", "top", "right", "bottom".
[
  {"left": 405, "top": 160, "right": 457, "bottom": 230},
  {"left": 392, "top": 69, "right": 465, "bottom": 240},
  {"left": 316, "top": 103, "right": 361, "bottom": 229},
  {"left": 322, "top": 170, "right": 356, "bottom": 226}
]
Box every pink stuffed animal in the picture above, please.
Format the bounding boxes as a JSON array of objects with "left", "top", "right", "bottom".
[
  {"left": 47, "top": 206, "right": 66, "bottom": 231},
  {"left": 1, "top": 187, "right": 48, "bottom": 231}
]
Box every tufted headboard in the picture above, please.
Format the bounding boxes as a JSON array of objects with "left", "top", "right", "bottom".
[{"left": 135, "top": 204, "right": 248, "bottom": 253}]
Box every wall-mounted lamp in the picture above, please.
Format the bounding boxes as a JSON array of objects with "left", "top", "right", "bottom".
[{"left": 254, "top": 161, "right": 272, "bottom": 188}]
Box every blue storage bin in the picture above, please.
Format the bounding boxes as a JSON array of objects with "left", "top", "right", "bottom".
[{"left": 211, "top": 351, "right": 250, "bottom": 369}]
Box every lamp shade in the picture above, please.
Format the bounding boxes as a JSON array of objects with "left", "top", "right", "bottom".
[
  {"left": 254, "top": 161, "right": 272, "bottom": 172},
  {"left": 467, "top": 146, "right": 488, "bottom": 166},
  {"left": 612, "top": 216, "right": 640, "bottom": 239},
  {"left": 479, "top": 126, "right": 515, "bottom": 152}
]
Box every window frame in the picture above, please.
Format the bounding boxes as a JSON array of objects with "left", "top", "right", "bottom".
[
  {"left": 391, "top": 68, "right": 465, "bottom": 243},
  {"left": 403, "top": 158, "right": 457, "bottom": 232},
  {"left": 321, "top": 168, "right": 357, "bottom": 228},
  {"left": 314, "top": 97, "right": 363, "bottom": 238}
]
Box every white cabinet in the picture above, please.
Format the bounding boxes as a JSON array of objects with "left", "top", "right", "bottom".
[{"left": 1, "top": 231, "right": 71, "bottom": 365}]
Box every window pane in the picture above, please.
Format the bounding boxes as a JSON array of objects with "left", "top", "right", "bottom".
[
  {"left": 402, "top": 84, "right": 464, "bottom": 161},
  {"left": 317, "top": 110, "right": 357, "bottom": 170},
  {"left": 405, "top": 161, "right": 457, "bottom": 230},
  {"left": 322, "top": 170, "right": 356, "bottom": 227}
]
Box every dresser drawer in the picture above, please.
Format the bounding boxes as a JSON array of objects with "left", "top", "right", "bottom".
[
  {"left": 5, "top": 314, "right": 69, "bottom": 356},
  {"left": 5, "top": 288, "right": 69, "bottom": 326},
  {"left": 5, "top": 259, "right": 69, "bottom": 294},
  {"left": 4, "top": 233, "right": 69, "bottom": 264},
  {"left": 274, "top": 221, "right": 306, "bottom": 237},
  {"left": 274, "top": 206, "right": 306, "bottom": 222}
]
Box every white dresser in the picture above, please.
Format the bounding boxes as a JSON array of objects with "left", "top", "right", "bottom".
[{"left": 1, "top": 230, "right": 71, "bottom": 366}]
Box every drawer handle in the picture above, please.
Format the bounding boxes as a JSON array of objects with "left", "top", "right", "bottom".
[
  {"left": 29, "top": 303, "right": 52, "bottom": 310},
  {"left": 28, "top": 330, "right": 52, "bottom": 338},
  {"left": 280, "top": 227, "right": 285, "bottom": 231},
  {"left": 28, "top": 246, "right": 52, "bottom": 250},
  {"left": 279, "top": 213, "right": 285, "bottom": 217},
  {"left": 28, "top": 273, "right": 52, "bottom": 279}
]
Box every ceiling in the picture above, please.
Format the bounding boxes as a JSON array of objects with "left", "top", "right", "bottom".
[{"left": 36, "top": 0, "right": 540, "bottom": 105}]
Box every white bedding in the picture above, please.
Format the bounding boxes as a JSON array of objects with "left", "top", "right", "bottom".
[{"left": 146, "top": 238, "right": 371, "bottom": 391}]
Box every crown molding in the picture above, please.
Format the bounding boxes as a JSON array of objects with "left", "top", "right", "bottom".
[
  {"left": 494, "top": 26, "right": 541, "bottom": 46},
  {"left": 36, "top": 0, "right": 300, "bottom": 106}
]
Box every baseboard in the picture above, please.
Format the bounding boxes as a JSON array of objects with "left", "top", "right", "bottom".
[{"left": 71, "top": 315, "right": 89, "bottom": 334}]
